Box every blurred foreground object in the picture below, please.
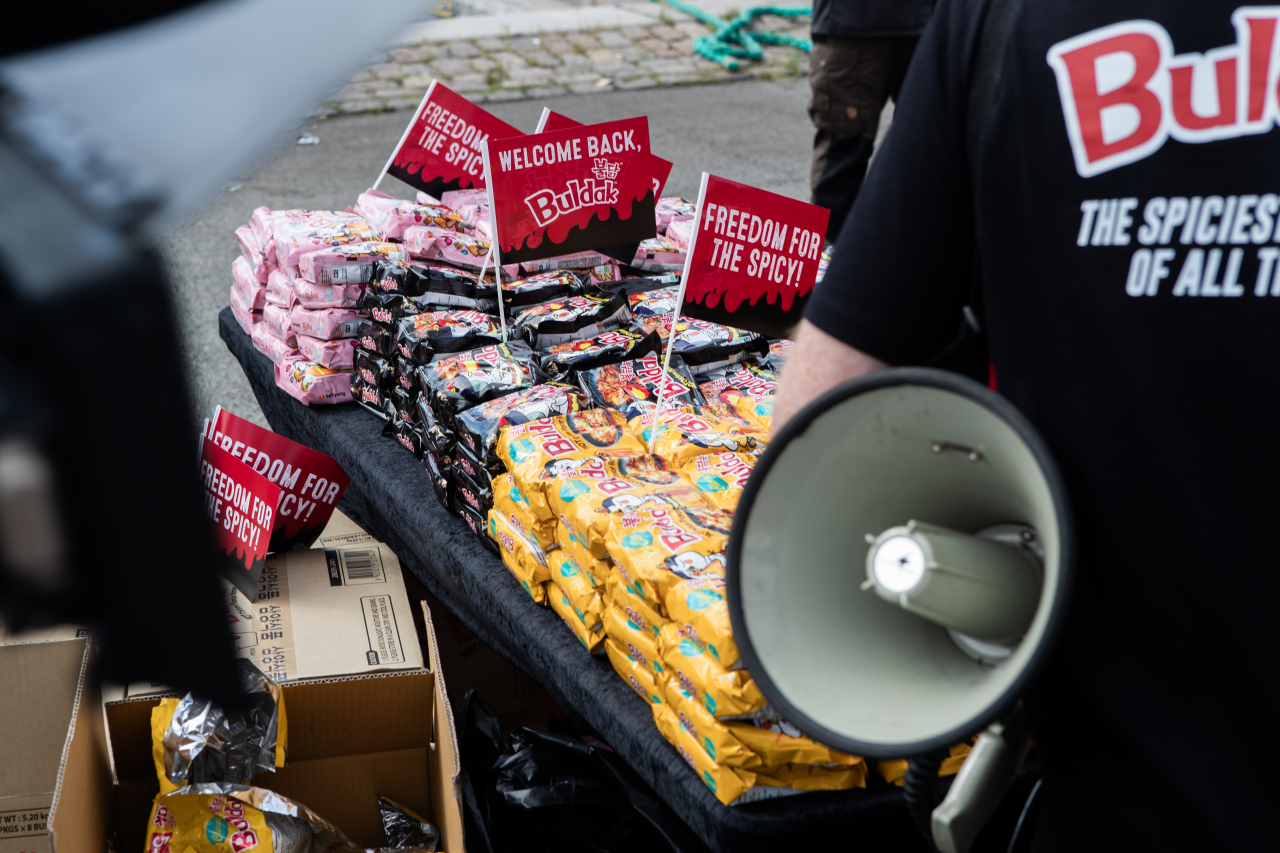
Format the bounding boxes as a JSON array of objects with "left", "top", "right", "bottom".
[{"left": 0, "top": 0, "right": 421, "bottom": 701}]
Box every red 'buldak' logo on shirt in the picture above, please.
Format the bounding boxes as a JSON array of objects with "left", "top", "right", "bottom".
[{"left": 1048, "top": 8, "right": 1280, "bottom": 177}]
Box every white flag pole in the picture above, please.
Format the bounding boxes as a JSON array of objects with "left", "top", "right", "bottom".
[
  {"left": 372, "top": 80, "right": 437, "bottom": 191},
  {"left": 480, "top": 139, "right": 507, "bottom": 341},
  {"left": 534, "top": 107, "right": 551, "bottom": 134},
  {"left": 650, "top": 171, "right": 709, "bottom": 455}
]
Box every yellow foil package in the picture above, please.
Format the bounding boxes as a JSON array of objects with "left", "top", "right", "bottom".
[
  {"left": 756, "top": 763, "right": 868, "bottom": 791},
  {"left": 548, "top": 550, "right": 605, "bottom": 630},
  {"left": 602, "top": 604, "right": 664, "bottom": 675},
  {"left": 488, "top": 510, "right": 551, "bottom": 603},
  {"left": 605, "top": 638, "right": 665, "bottom": 705},
  {"left": 664, "top": 570, "right": 740, "bottom": 669},
  {"left": 548, "top": 583, "right": 606, "bottom": 652},
  {"left": 681, "top": 452, "right": 756, "bottom": 511},
  {"left": 497, "top": 408, "right": 649, "bottom": 523},
  {"left": 728, "top": 719, "right": 863, "bottom": 768},
  {"left": 652, "top": 703, "right": 756, "bottom": 806},
  {"left": 659, "top": 621, "right": 766, "bottom": 719},
  {"left": 492, "top": 472, "right": 558, "bottom": 551},
  {"left": 658, "top": 677, "right": 762, "bottom": 769},
  {"left": 549, "top": 455, "right": 708, "bottom": 558},
  {"left": 553, "top": 514, "right": 610, "bottom": 581},
  {"left": 878, "top": 743, "right": 973, "bottom": 785},
  {"left": 605, "top": 507, "right": 731, "bottom": 605},
  {"left": 722, "top": 392, "right": 773, "bottom": 434},
  {"left": 627, "top": 408, "right": 763, "bottom": 465},
  {"left": 604, "top": 568, "right": 669, "bottom": 638},
  {"left": 150, "top": 698, "right": 183, "bottom": 796},
  {"left": 144, "top": 788, "right": 274, "bottom": 853}
]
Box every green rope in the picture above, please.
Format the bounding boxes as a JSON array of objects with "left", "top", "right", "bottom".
[{"left": 650, "top": 0, "right": 811, "bottom": 71}]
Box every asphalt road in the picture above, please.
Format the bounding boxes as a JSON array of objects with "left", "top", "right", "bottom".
[{"left": 165, "top": 78, "right": 813, "bottom": 427}]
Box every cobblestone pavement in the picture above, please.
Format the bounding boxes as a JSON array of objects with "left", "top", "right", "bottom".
[{"left": 324, "top": 12, "right": 810, "bottom": 115}]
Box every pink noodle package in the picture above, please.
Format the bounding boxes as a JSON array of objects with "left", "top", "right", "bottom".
[
  {"left": 296, "top": 334, "right": 358, "bottom": 369},
  {"left": 235, "top": 225, "right": 271, "bottom": 283},
  {"left": 262, "top": 303, "right": 298, "bottom": 346},
  {"left": 292, "top": 278, "right": 363, "bottom": 309},
  {"left": 265, "top": 269, "right": 297, "bottom": 308},
  {"left": 249, "top": 206, "right": 278, "bottom": 246},
  {"left": 403, "top": 225, "right": 458, "bottom": 259},
  {"left": 232, "top": 256, "right": 267, "bottom": 311},
  {"left": 229, "top": 286, "right": 262, "bottom": 334},
  {"left": 408, "top": 230, "right": 492, "bottom": 270},
  {"left": 355, "top": 189, "right": 464, "bottom": 241},
  {"left": 275, "top": 359, "right": 353, "bottom": 406},
  {"left": 251, "top": 321, "right": 302, "bottom": 366},
  {"left": 666, "top": 217, "right": 695, "bottom": 250},
  {"left": 271, "top": 210, "right": 377, "bottom": 268},
  {"left": 656, "top": 197, "right": 697, "bottom": 233},
  {"left": 290, "top": 305, "right": 362, "bottom": 340},
  {"left": 632, "top": 236, "right": 687, "bottom": 273},
  {"left": 298, "top": 241, "right": 408, "bottom": 285}
]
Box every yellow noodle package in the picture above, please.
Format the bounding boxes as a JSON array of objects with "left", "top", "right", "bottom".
[
  {"left": 728, "top": 718, "right": 863, "bottom": 768},
  {"left": 627, "top": 407, "right": 763, "bottom": 466},
  {"left": 878, "top": 742, "right": 973, "bottom": 785},
  {"left": 548, "top": 582, "right": 606, "bottom": 652},
  {"left": 652, "top": 703, "right": 756, "bottom": 806},
  {"left": 549, "top": 455, "right": 708, "bottom": 558},
  {"left": 487, "top": 509, "right": 551, "bottom": 603},
  {"left": 602, "top": 604, "right": 664, "bottom": 675},
  {"left": 755, "top": 762, "right": 868, "bottom": 791},
  {"left": 605, "top": 507, "right": 731, "bottom": 605},
  {"left": 604, "top": 568, "right": 669, "bottom": 639},
  {"left": 722, "top": 392, "right": 773, "bottom": 434},
  {"left": 497, "top": 408, "right": 649, "bottom": 522},
  {"left": 664, "top": 569, "right": 739, "bottom": 669},
  {"left": 605, "top": 638, "right": 665, "bottom": 706},
  {"left": 658, "top": 676, "right": 762, "bottom": 770},
  {"left": 680, "top": 452, "right": 757, "bottom": 511},
  {"left": 554, "top": 513, "right": 610, "bottom": 580},
  {"left": 548, "top": 550, "right": 605, "bottom": 630},
  {"left": 144, "top": 787, "right": 275, "bottom": 853},
  {"left": 659, "top": 621, "right": 766, "bottom": 719},
  {"left": 492, "top": 472, "right": 558, "bottom": 551}
]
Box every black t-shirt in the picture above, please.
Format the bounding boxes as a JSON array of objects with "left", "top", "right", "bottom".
[
  {"left": 807, "top": 1, "right": 1280, "bottom": 850},
  {"left": 810, "top": 0, "right": 935, "bottom": 38}
]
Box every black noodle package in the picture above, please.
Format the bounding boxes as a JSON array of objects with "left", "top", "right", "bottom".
[
  {"left": 538, "top": 329, "right": 661, "bottom": 382},
  {"left": 417, "top": 395, "right": 456, "bottom": 455},
  {"left": 696, "top": 358, "right": 779, "bottom": 404},
  {"left": 423, "top": 443, "right": 451, "bottom": 506},
  {"left": 395, "top": 354, "right": 420, "bottom": 394},
  {"left": 453, "top": 464, "right": 495, "bottom": 518},
  {"left": 454, "top": 381, "right": 590, "bottom": 467},
  {"left": 418, "top": 341, "right": 545, "bottom": 432},
  {"left": 378, "top": 795, "right": 441, "bottom": 852},
  {"left": 384, "top": 415, "right": 424, "bottom": 459},
  {"left": 512, "top": 291, "right": 631, "bottom": 349},
  {"left": 356, "top": 319, "right": 396, "bottom": 359},
  {"left": 502, "top": 269, "right": 588, "bottom": 310},
  {"left": 596, "top": 273, "right": 682, "bottom": 298},
  {"left": 415, "top": 264, "right": 498, "bottom": 311},
  {"left": 453, "top": 439, "right": 502, "bottom": 486},
  {"left": 395, "top": 310, "right": 504, "bottom": 365},
  {"left": 578, "top": 353, "right": 706, "bottom": 420},
  {"left": 392, "top": 385, "right": 418, "bottom": 424},
  {"left": 354, "top": 347, "right": 396, "bottom": 391},
  {"left": 352, "top": 374, "right": 393, "bottom": 422},
  {"left": 453, "top": 493, "right": 497, "bottom": 552},
  {"left": 628, "top": 313, "right": 768, "bottom": 375},
  {"left": 358, "top": 289, "right": 426, "bottom": 328}
]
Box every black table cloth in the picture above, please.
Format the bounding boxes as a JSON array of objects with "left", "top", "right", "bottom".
[{"left": 219, "top": 308, "right": 926, "bottom": 852}]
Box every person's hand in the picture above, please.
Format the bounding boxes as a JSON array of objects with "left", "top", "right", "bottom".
[{"left": 772, "top": 319, "right": 890, "bottom": 433}]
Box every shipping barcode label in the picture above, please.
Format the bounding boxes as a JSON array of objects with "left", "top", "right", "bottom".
[{"left": 326, "top": 548, "right": 386, "bottom": 585}]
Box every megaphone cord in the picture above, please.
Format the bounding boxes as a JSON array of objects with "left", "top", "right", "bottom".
[{"left": 903, "top": 751, "right": 949, "bottom": 852}]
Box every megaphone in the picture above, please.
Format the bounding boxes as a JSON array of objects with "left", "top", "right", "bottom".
[{"left": 727, "top": 368, "right": 1073, "bottom": 849}]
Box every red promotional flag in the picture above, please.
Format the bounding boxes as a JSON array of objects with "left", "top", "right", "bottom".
[
  {"left": 536, "top": 109, "right": 673, "bottom": 199},
  {"left": 483, "top": 116, "right": 658, "bottom": 265},
  {"left": 677, "top": 173, "right": 830, "bottom": 339},
  {"left": 208, "top": 407, "right": 351, "bottom": 551},
  {"left": 375, "top": 81, "right": 523, "bottom": 198},
  {"left": 201, "top": 436, "right": 280, "bottom": 598}
]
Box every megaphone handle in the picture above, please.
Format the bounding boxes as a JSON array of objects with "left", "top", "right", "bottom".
[{"left": 904, "top": 750, "right": 950, "bottom": 853}]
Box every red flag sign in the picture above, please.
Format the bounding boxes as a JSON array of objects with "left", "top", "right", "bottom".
[
  {"left": 201, "top": 437, "right": 280, "bottom": 598},
  {"left": 379, "top": 81, "right": 522, "bottom": 197},
  {"left": 679, "top": 174, "right": 830, "bottom": 339},
  {"left": 209, "top": 407, "right": 350, "bottom": 551},
  {"left": 538, "top": 109, "right": 672, "bottom": 199},
  {"left": 484, "top": 116, "right": 658, "bottom": 264}
]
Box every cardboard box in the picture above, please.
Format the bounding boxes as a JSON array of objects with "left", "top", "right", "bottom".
[
  {"left": 107, "top": 600, "right": 462, "bottom": 852},
  {"left": 0, "top": 637, "right": 112, "bottom": 853}
]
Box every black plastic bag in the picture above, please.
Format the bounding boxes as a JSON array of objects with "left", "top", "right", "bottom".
[{"left": 459, "top": 691, "right": 710, "bottom": 853}]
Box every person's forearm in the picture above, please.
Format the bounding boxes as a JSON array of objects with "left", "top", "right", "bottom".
[{"left": 772, "top": 319, "right": 890, "bottom": 432}]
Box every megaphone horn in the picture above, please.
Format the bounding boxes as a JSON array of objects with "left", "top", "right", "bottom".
[{"left": 727, "top": 367, "right": 1074, "bottom": 759}]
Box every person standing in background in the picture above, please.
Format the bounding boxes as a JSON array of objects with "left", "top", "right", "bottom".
[{"left": 809, "top": 0, "right": 936, "bottom": 242}]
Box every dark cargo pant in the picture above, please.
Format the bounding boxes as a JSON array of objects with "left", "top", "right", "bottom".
[{"left": 809, "top": 35, "right": 918, "bottom": 242}]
